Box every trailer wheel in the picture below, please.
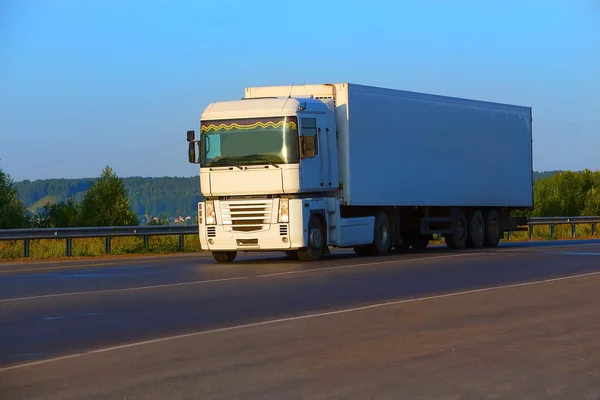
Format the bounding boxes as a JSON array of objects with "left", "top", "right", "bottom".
[
  {"left": 466, "top": 210, "right": 485, "bottom": 248},
  {"left": 297, "top": 215, "right": 324, "bottom": 261},
  {"left": 212, "top": 251, "right": 237, "bottom": 263},
  {"left": 445, "top": 210, "right": 467, "bottom": 249},
  {"left": 483, "top": 209, "right": 502, "bottom": 248}
]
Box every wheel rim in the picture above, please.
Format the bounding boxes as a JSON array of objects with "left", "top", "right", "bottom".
[
  {"left": 476, "top": 219, "right": 483, "bottom": 240},
  {"left": 457, "top": 220, "right": 466, "bottom": 239},
  {"left": 491, "top": 219, "right": 499, "bottom": 238},
  {"left": 309, "top": 226, "right": 323, "bottom": 249},
  {"left": 378, "top": 224, "right": 389, "bottom": 246}
]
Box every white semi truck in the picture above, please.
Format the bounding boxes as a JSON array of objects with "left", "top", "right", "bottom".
[{"left": 186, "top": 83, "right": 533, "bottom": 263}]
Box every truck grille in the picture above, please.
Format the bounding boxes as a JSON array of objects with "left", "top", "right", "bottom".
[{"left": 220, "top": 199, "right": 272, "bottom": 232}]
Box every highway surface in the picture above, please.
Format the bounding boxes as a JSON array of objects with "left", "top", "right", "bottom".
[{"left": 1, "top": 240, "right": 600, "bottom": 399}]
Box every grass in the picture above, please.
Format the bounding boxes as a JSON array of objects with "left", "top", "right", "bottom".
[
  {"left": 0, "top": 234, "right": 203, "bottom": 261},
  {"left": 0, "top": 223, "right": 597, "bottom": 262}
]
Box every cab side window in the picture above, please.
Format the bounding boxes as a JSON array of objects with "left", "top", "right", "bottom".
[{"left": 301, "top": 118, "right": 318, "bottom": 155}]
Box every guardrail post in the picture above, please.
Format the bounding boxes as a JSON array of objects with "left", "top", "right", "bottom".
[
  {"left": 507, "top": 231, "right": 511, "bottom": 240},
  {"left": 23, "top": 239, "right": 30, "bottom": 258},
  {"left": 529, "top": 225, "right": 534, "bottom": 240},
  {"left": 66, "top": 238, "right": 72, "bottom": 257},
  {"left": 571, "top": 223, "right": 576, "bottom": 238},
  {"left": 179, "top": 234, "right": 185, "bottom": 250},
  {"left": 593, "top": 223, "right": 597, "bottom": 236},
  {"left": 143, "top": 235, "right": 149, "bottom": 248},
  {"left": 105, "top": 237, "right": 112, "bottom": 254}
]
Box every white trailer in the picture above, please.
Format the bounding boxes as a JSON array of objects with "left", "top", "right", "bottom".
[{"left": 187, "top": 83, "right": 533, "bottom": 262}]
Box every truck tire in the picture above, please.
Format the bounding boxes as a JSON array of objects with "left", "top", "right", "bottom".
[
  {"left": 212, "top": 251, "right": 237, "bottom": 263},
  {"left": 445, "top": 209, "right": 467, "bottom": 249},
  {"left": 483, "top": 209, "right": 502, "bottom": 248},
  {"left": 354, "top": 211, "right": 391, "bottom": 256},
  {"left": 466, "top": 210, "right": 485, "bottom": 248},
  {"left": 297, "top": 215, "right": 324, "bottom": 261}
]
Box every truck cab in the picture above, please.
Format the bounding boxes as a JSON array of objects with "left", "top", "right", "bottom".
[
  {"left": 197, "top": 96, "right": 339, "bottom": 197},
  {"left": 186, "top": 93, "right": 371, "bottom": 262}
]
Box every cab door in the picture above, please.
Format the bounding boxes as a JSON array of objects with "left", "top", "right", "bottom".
[{"left": 298, "top": 115, "right": 325, "bottom": 192}]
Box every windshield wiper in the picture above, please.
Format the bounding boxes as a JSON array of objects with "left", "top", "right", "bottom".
[
  {"left": 212, "top": 159, "right": 243, "bottom": 170},
  {"left": 242, "top": 154, "right": 280, "bottom": 168}
]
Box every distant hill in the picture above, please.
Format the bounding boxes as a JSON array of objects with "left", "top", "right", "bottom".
[
  {"left": 14, "top": 170, "right": 563, "bottom": 222},
  {"left": 15, "top": 177, "right": 202, "bottom": 223}
]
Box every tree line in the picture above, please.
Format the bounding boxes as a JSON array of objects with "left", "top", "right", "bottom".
[
  {"left": 1, "top": 166, "right": 138, "bottom": 229},
  {"left": 15, "top": 176, "right": 202, "bottom": 220},
  {"left": 1, "top": 166, "right": 599, "bottom": 230},
  {"left": 518, "top": 169, "right": 600, "bottom": 218}
]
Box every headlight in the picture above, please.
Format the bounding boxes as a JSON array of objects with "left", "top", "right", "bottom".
[
  {"left": 205, "top": 201, "right": 216, "bottom": 225},
  {"left": 278, "top": 198, "right": 289, "bottom": 223}
]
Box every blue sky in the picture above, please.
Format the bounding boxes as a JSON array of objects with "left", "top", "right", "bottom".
[{"left": 1, "top": 0, "right": 598, "bottom": 181}]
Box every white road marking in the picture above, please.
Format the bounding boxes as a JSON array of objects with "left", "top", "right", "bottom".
[
  {"left": 2, "top": 269, "right": 599, "bottom": 373},
  {"left": 543, "top": 252, "right": 600, "bottom": 256},
  {"left": 0, "top": 276, "right": 249, "bottom": 303},
  {"left": 3, "top": 241, "right": 599, "bottom": 302},
  {"left": 256, "top": 252, "right": 486, "bottom": 277},
  {"left": 44, "top": 312, "right": 105, "bottom": 321}
]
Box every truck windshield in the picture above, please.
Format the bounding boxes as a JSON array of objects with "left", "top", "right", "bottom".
[{"left": 200, "top": 116, "right": 299, "bottom": 168}]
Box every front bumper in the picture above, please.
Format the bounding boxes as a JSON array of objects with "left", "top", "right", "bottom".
[{"left": 201, "top": 223, "right": 294, "bottom": 251}]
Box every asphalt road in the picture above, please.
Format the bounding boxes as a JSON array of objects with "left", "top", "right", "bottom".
[{"left": 1, "top": 240, "right": 600, "bottom": 399}]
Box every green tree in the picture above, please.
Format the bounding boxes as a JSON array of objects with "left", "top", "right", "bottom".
[
  {"left": 0, "top": 166, "right": 27, "bottom": 229},
  {"left": 33, "top": 197, "right": 81, "bottom": 228},
  {"left": 79, "top": 166, "right": 139, "bottom": 226},
  {"left": 583, "top": 187, "right": 600, "bottom": 217}
]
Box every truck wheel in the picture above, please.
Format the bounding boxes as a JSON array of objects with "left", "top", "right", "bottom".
[
  {"left": 354, "top": 211, "right": 391, "bottom": 256},
  {"left": 483, "top": 209, "right": 502, "bottom": 248},
  {"left": 466, "top": 210, "right": 485, "bottom": 248},
  {"left": 297, "top": 215, "right": 324, "bottom": 261},
  {"left": 373, "top": 211, "right": 391, "bottom": 255},
  {"left": 212, "top": 251, "right": 237, "bottom": 263},
  {"left": 445, "top": 210, "right": 467, "bottom": 249}
]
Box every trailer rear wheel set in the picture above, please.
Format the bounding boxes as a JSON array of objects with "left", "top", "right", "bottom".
[
  {"left": 354, "top": 206, "right": 504, "bottom": 257},
  {"left": 443, "top": 208, "right": 502, "bottom": 250}
]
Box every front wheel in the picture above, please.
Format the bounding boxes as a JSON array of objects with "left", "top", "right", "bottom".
[
  {"left": 297, "top": 215, "right": 324, "bottom": 262},
  {"left": 212, "top": 251, "right": 237, "bottom": 263}
]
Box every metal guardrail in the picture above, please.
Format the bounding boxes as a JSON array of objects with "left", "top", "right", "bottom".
[
  {"left": 513, "top": 216, "right": 599, "bottom": 240},
  {"left": 0, "top": 225, "right": 198, "bottom": 258},
  {"left": 0, "top": 216, "right": 598, "bottom": 258}
]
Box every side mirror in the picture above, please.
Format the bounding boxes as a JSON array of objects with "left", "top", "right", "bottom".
[
  {"left": 187, "top": 130, "right": 195, "bottom": 142},
  {"left": 303, "top": 135, "right": 317, "bottom": 158},
  {"left": 188, "top": 142, "right": 197, "bottom": 163}
]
